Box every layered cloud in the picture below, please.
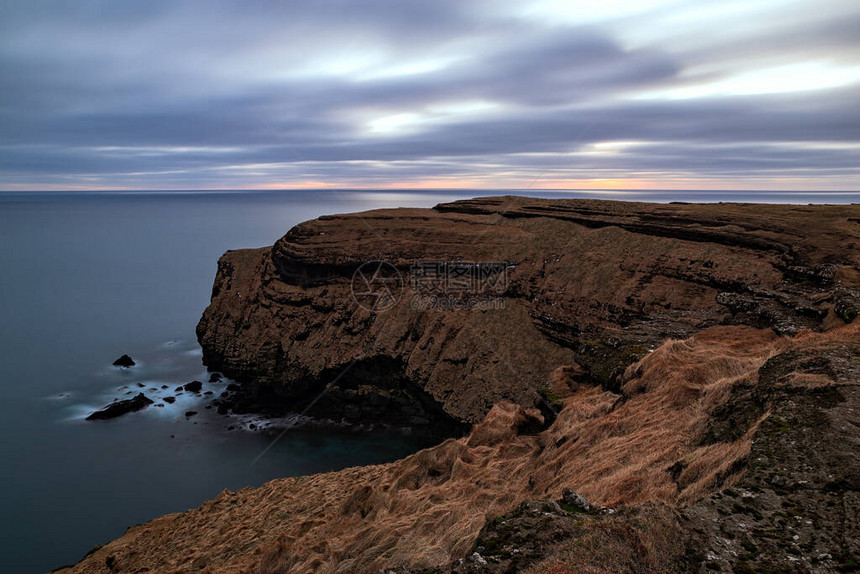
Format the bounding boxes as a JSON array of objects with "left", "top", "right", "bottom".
[{"left": 1, "top": 0, "right": 858, "bottom": 190}]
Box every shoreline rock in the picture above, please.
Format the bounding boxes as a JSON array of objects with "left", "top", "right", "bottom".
[
  {"left": 85, "top": 393, "right": 153, "bottom": 420},
  {"left": 183, "top": 380, "right": 202, "bottom": 393}
]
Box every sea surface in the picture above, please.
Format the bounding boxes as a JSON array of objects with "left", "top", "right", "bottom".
[{"left": 0, "top": 189, "right": 857, "bottom": 572}]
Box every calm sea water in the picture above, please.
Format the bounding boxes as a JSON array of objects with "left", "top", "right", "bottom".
[{"left": 0, "top": 189, "right": 857, "bottom": 572}]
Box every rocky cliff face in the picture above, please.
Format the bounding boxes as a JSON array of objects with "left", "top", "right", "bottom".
[{"left": 196, "top": 197, "right": 860, "bottom": 426}]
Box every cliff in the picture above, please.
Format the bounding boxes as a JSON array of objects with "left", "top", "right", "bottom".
[{"left": 196, "top": 196, "right": 859, "bottom": 426}]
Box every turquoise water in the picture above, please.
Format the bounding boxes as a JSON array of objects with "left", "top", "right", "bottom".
[{"left": 0, "top": 189, "right": 857, "bottom": 572}]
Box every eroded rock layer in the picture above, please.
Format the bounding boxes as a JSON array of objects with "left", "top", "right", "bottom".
[{"left": 196, "top": 197, "right": 860, "bottom": 424}]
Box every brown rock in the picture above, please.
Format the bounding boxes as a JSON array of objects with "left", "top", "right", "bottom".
[{"left": 196, "top": 197, "right": 860, "bottom": 423}]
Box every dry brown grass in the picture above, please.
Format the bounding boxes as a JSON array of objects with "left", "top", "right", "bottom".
[{"left": 60, "top": 323, "right": 859, "bottom": 574}]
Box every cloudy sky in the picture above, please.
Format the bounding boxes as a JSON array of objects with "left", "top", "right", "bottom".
[{"left": 1, "top": 0, "right": 859, "bottom": 191}]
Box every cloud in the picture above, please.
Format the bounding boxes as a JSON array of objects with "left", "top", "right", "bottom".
[{"left": 0, "top": 0, "right": 858, "bottom": 190}]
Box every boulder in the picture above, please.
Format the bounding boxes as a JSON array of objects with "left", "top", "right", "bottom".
[
  {"left": 112, "top": 354, "right": 135, "bottom": 368},
  {"left": 86, "top": 393, "right": 153, "bottom": 420},
  {"left": 183, "top": 380, "right": 203, "bottom": 393},
  {"left": 469, "top": 552, "right": 488, "bottom": 566},
  {"left": 561, "top": 487, "right": 591, "bottom": 511},
  {"left": 834, "top": 292, "right": 859, "bottom": 323},
  {"left": 208, "top": 373, "right": 222, "bottom": 383}
]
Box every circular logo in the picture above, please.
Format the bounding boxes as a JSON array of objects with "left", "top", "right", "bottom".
[{"left": 351, "top": 260, "right": 404, "bottom": 312}]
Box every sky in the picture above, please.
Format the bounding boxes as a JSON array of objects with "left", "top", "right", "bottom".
[{"left": 1, "top": 0, "right": 859, "bottom": 191}]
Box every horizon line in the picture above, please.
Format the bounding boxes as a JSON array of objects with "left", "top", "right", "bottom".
[{"left": 1, "top": 188, "right": 859, "bottom": 194}]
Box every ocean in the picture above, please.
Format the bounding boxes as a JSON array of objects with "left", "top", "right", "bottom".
[{"left": 0, "top": 189, "right": 857, "bottom": 572}]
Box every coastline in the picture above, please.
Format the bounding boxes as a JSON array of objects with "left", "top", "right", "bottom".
[{"left": 58, "top": 196, "right": 860, "bottom": 573}]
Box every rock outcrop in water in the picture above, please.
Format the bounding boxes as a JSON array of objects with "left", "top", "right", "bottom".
[
  {"left": 85, "top": 393, "right": 153, "bottom": 420},
  {"left": 183, "top": 380, "right": 203, "bottom": 393},
  {"left": 111, "top": 354, "right": 135, "bottom": 368},
  {"left": 61, "top": 198, "right": 860, "bottom": 573}
]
